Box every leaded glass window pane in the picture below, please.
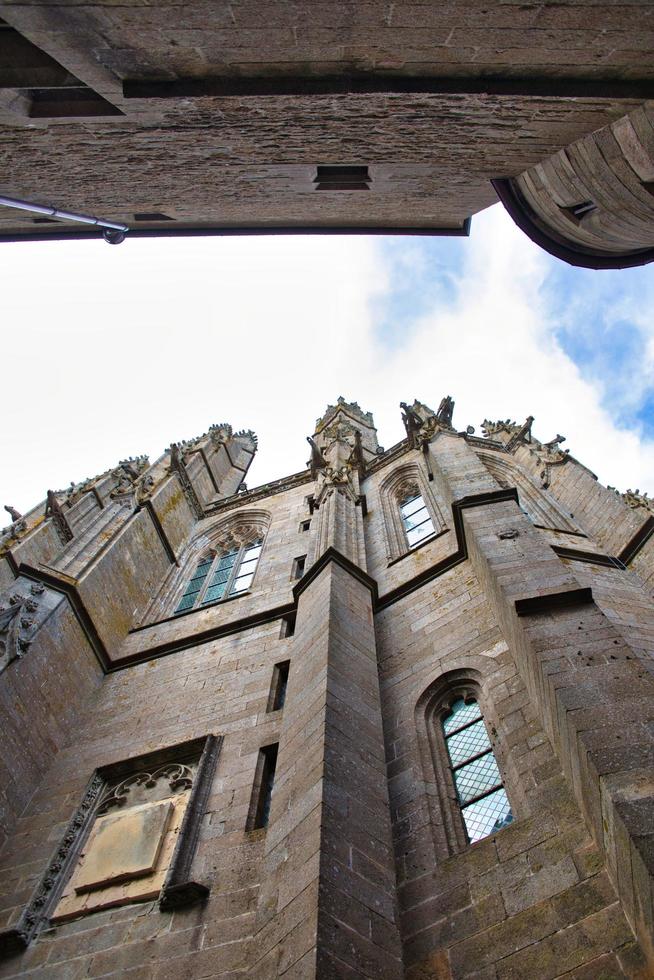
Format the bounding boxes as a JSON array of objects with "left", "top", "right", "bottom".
[
  {"left": 446, "top": 719, "right": 490, "bottom": 766},
  {"left": 175, "top": 558, "right": 212, "bottom": 613},
  {"left": 231, "top": 572, "right": 254, "bottom": 594},
  {"left": 462, "top": 788, "right": 513, "bottom": 843},
  {"left": 404, "top": 505, "right": 429, "bottom": 529},
  {"left": 400, "top": 494, "right": 424, "bottom": 520},
  {"left": 228, "top": 540, "right": 262, "bottom": 596},
  {"left": 453, "top": 753, "right": 502, "bottom": 805},
  {"left": 441, "top": 697, "right": 512, "bottom": 844},
  {"left": 175, "top": 592, "right": 197, "bottom": 613},
  {"left": 443, "top": 698, "right": 482, "bottom": 734},
  {"left": 406, "top": 519, "right": 435, "bottom": 547},
  {"left": 400, "top": 492, "right": 435, "bottom": 548}
]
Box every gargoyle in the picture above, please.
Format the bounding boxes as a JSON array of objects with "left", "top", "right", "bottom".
[
  {"left": 436, "top": 395, "right": 455, "bottom": 427},
  {"left": 400, "top": 401, "right": 424, "bottom": 442},
  {"left": 306, "top": 436, "right": 327, "bottom": 475}
]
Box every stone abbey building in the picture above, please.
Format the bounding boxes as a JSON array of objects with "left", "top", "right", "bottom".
[{"left": 1, "top": 395, "right": 653, "bottom": 978}]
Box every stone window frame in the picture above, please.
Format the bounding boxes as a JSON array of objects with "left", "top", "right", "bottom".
[
  {"left": 143, "top": 509, "right": 271, "bottom": 624},
  {"left": 0, "top": 735, "right": 220, "bottom": 956},
  {"left": 416, "top": 670, "right": 516, "bottom": 858},
  {"left": 173, "top": 537, "right": 263, "bottom": 614},
  {"left": 380, "top": 462, "right": 446, "bottom": 563},
  {"left": 246, "top": 743, "right": 279, "bottom": 832}
]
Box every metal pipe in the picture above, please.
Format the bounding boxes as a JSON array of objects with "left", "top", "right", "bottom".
[{"left": 0, "top": 194, "right": 129, "bottom": 243}]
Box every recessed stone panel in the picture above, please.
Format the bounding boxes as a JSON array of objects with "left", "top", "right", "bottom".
[{"left": 73, "top": 800, "right": 173, "bottom": 893}]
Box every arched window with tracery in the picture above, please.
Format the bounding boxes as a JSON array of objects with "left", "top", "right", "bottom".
[
  {"left": 416, "top": 669, "right": 517, "bottom": 856},
  {"left": 441, "top": 696, "right": 513, "bottom": 844},
  {"left": 165, "top": 510, "right": 270, "bottom": 616},
  {"left": 380, "top": 464, "right": 445, "bottom": 561},
  {"left": 174, "top": 538, "right": 263, "bottom": 613}
]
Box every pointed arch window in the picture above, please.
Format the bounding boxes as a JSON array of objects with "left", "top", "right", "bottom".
[
  {"left": 399, "top": 491, "right": 435, "bottom": 548},
  {"left": 174, "top": 539, "right": 263, "bottom": 614},
  {"left": 441, "top": 697, "right": 513, "bottom": 844}
]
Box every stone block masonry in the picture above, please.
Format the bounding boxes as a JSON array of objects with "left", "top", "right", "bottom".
[{"left": 0, "top": 397, "right": 652, "bottom": 976}]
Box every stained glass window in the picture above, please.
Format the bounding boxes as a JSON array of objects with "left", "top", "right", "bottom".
[
  {"left": 399, "top": 492, "right": 435, "bottom": 548},
  {"left": 441, "top": 697, "right": 513, "bottom": 844},
  {"left": 174, "top": 539, "right": 263, "bottom": 614}
]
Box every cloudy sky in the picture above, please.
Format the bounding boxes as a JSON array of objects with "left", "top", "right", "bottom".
[{"left": 2, "top": 203, "right": 653, "bottom": 514}]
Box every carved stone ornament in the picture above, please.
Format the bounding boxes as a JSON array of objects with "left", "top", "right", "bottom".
[
  {"left": 505, "top": 416, "right": 534, "bottom": 451},
  {"left": 481, "top": 418, "right": 520, "bottom": 439},
  {"left": 307, "top": 436, "right": 327, "bottom": 476},
  {"left": 44, "top": 490, "right": 74, "bottom": 544},
  {"left": 0, "top": 773, "right": 105, "bottom": 955},
  {"left": 0, "top": 736, "right": 221, "bottom": 957},
  {"left": 97, "top": 763, "right": 196, "bottom": 815},
  {"left": 110, "top": 462, "right": 156, "bottom": 505},
  {"left": 619, "top": 488, "right": 654, "bottom": 513},
  {"left": 315, "top": 396, "right": 374, "bottom": 433},
  {"left": 0, "top": 516, "right": 28, "bottom": 548},
  {"left": 322, "top": 419, "right": 357, "bottom": 446},
  {"left": 401, "top": 397, "right": 455, "bottom": 448},
  {"left": 209, "top": 422, "right": 233, "bottom": 447},
  {"left": 169, "top": 444, "right": 204, "bottom": 519},
  {"left": 213, "top": 522, "right": 265, "bottom": 552},
  {"left": 315, "top": 462, "right": 358, "bottom": 506},
  {"left": 395, "top": 479, "right": 420, "bottom": 504},
  {"left": 0, "top": 582, "right": 48, "bottom": 674},
  {"left": 234, "top": 428, "right": 258, "bottom": 448}
]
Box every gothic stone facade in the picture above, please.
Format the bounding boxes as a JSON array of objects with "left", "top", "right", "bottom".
[{"left": 1, "top": 398, "right": 654, "bottom": 978}]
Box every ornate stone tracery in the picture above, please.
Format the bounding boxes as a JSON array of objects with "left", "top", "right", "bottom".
[
  {"left": 45, "top": 490, "right": 74, "bottom": 544},
  {"left": 97, "top": 762, "right": 196, "bottom": 815},
  {"left": 169, "top": 443, "right": 204, "bottom": 519},
  {"left": 0, "top": 582, "right": 46, "bottom": 674}
]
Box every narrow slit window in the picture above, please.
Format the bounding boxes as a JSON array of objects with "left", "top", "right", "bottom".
[
  {"left": 300, "top": 520, "right": 311, "bottom": 532},
  {"left": 280, "top": 613, "right": 296, "bottom": 638},
  {"left": 399, "top": 492, "right": 435, "bottom": 548},
  {"left": 249, "top": 744, "right": 279, "bottom": 830},
  {"left": 442, "top": 698, "right": 512, "bottom": 844},
  {"left": 268, "top": 661, "right": 290, "bottom": 712},
  {"left": 292, "top": 555, "right": 306, "bottom": 579},
  {"left": 174, "top": 539, "right": 263, "bottom": 614}
]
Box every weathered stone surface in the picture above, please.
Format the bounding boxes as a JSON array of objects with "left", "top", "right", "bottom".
[
  {"left": 0, "top": 400, "right": 652, "bottom": 977},
  {"left": 73, "top": 801, "right": 173, "bottom": 893}
]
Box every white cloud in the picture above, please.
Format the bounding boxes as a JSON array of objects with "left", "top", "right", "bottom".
[{"left": 2, "top": 206, "right": 653, "bottom": 515}]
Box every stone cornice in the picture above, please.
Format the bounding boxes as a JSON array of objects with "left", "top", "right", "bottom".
[
  {"left": 111, "top": 601, "right": 296, "bottom": 670},
  {"left": 203, "top": 470, "right": 314, "bottom": 515},
  {"left": 363, "top": 439, "right": 412, "bottom": 476}
]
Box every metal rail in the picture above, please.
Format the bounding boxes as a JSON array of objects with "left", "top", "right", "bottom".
[{"left": 0, "top": 194, "right": 129, "bottom": 244}]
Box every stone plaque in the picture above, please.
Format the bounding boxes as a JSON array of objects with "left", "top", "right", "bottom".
[{"left": 74, "top": 800, "right": 173, "bottom": 893}]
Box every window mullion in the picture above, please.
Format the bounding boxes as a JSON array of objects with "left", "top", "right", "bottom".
[
  {"left": 225, "top": 545, "right": 245, "bottom": 596},
  {"left": 196, "top": 555, "right": 217, "bottom": 607}
]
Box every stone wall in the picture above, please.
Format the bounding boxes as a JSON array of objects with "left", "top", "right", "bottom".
[{"left": 0, "top": 403, "right": 652, "bottom": 977}]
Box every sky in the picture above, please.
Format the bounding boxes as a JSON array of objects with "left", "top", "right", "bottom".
[{"left": 2, "top": 202, "right": 653, "bottom": 515}]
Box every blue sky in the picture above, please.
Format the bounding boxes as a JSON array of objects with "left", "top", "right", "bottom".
[{"left": 2, "top": 203, "right": 653, "bottom": 513}]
